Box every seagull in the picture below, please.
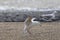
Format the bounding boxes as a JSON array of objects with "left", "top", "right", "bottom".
[
  {"left": 40, "top": 11, "right": 57, "bottom": 21},
  {"left": 24, "top": 16, "right": 41, "bottom": 34}
]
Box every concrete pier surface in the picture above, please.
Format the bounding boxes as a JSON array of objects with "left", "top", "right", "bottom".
[{"left": 0, "top": 22, "right": 60, "bottom": 40}]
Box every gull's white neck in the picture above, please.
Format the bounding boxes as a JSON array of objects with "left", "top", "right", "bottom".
[
  {"left": 31, "top": 18, "right": 36, "bottom": 22},
  {"left": 31, "top": 18, "right": 40, "bottom": 24}
]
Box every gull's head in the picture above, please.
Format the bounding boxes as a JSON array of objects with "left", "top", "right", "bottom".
[
  {"left": 32, "top": 18, "right": 37, "bottom": 20},
  {"left": 31, "top": 18, "right": 37, "bottom": 22}
]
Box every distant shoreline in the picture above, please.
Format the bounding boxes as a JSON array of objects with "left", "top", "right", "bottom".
[{"left": 0, "top": 6, "right": 60, "bottom": 11}]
